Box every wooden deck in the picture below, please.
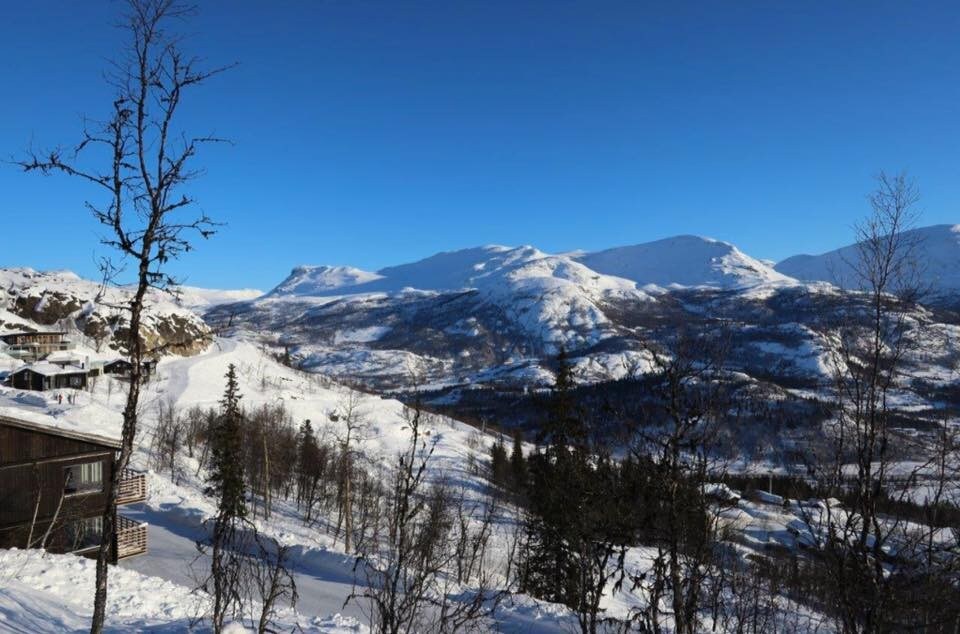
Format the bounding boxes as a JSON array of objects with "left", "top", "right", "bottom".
[
  {"left": 116, "top": 514, "right": 147, "bottom": 559},
  {"left": 116, "top": 468, "right": 147, "bottom": 505}
]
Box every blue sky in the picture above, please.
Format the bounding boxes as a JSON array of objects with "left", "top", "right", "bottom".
[{"left": 1, "top": 1, "right": 958, "bottom": 290}]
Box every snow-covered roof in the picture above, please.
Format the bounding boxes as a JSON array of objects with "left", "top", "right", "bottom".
[
  {"left": 0, "top": 407, "right": 122, "bottom": 448},
  {"left": 13, "top": 362, "right": 87, "bottom": 377},
  {"left": 46, "top": 351, "right": 86, "bottom": 363}
]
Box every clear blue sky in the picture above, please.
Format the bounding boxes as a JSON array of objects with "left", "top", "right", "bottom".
[{"left": 1, "top": 1, "right": 958, "bottom": 290}]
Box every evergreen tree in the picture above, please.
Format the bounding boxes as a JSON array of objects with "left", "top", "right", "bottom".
[
  {"left": 296, "top": 419, "right": 320, "bottom": 511},
  {"left": 509, "top": 429, "right": 527, "bottom": 493},
  {"left": 489, "top": 435, "right": 509, "bottom": 488},
  {"left": 539, "top": 347, "right": 585, "bottom": 453},
  {"left": 206, "top": 364, "right": 247, "bottom": 519},
  {"left": 203, "top": 364, "right": 248, "bottom": 632},
  {"left": 521, "top": 351, "right": 587, "bottom": 605}
]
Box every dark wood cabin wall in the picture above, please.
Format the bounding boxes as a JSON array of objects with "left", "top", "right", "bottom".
[
  {"left": 0, "top": 424, "right": 106, "bottom": 463},
  {"left": 0, "top": 507, "right": 108, "bottom": 555},
  {"left": 0, "top": 452, "right": 114, "bottom": 527}
]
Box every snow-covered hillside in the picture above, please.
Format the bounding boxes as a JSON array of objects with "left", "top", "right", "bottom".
[
  {"left": 0, "top": 268, "right": 212, "bottom": 356},
  {"left": 168, "top": 285, "right": 264, "bottom": 311},
  {"left": 577, "top": 235, "right": 797, "bottom": 290},
  {"left": 776, "top": 224, "right": 960, "bottom": 300},
  {"left": 0, "top": 338, "right": 590, "bottom": 632}
]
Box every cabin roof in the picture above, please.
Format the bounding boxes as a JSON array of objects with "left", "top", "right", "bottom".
[
  {"left": 46, "top": 351, "right": 86, "bottom": 363},
  {"left": 0, "top": 330, "right": 68, "bottom": 338},
  {"left": 0, "top": 407, "right": 122, "bottom": 448},
  {"left": 12, "top": 362, "right": 87, "bottom": 377}
]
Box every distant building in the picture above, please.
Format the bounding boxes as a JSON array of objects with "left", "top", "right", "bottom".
[
  {"left": 0, "top": 331, "right": 73, "bottom": 363},
  {"left": 9, "top": 363, "right": 88, "bottom": 391},
  {"left": 103, "top": 358, "right": 156, "bottom": 379},
  {"left": 46, "top": 351, "right": 104, "bottom": 377},
  {"left": 0, "top": 411, "right": 147, "bottom": 561}
]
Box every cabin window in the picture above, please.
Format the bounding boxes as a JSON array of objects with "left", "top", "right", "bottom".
[
  {"left": 65, "top": 461, "right": 104, "bottom": 494},
  {"left": 70, "top": 375, "right": 83, "bottom": 387},
  {"left": 66, "top": 516, "right": 103, "bottom": 552}
]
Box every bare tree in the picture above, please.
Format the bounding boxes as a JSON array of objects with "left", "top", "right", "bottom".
[
  {"left": 625, "top": 329, "right": 735, "bottom": 634},
  {"left": 17, "top": 2, "right": 230, "bottom": 630},
  {"left": 332, "top": 389, "right": 369, "bottom": 553},
  {"left": 346, "top": 400, "right": 442, "bottom": 634},
  {"left": 797, "top": 172, "right": 954, "bottom": 632},
  {"left": 249, "top": 535, "right": 298, "bottom": 634}
]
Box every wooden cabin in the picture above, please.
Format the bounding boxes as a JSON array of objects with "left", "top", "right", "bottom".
[
  {"left": 0, "top": 412, "right": 147, "bottom": 562},
  {"left": 47, "top": 352, "right": 103, "bottom": 378},
  {"left": 103, "top": 358, "right": 156, "bottom": 379},
  {"left": 0, "top": 330, "right": 72, "bottom": 362},
  {"left": 9, "top": 363, "right": 88, "bottom": 391}
]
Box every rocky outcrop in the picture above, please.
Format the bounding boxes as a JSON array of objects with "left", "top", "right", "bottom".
[{"left": 1, "top": 268, "right": 211, "bottom": 357}]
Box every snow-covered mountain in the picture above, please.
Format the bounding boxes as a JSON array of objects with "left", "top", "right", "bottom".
[
  {"left": 270, "top": 238, "right": 796, "bottom": 298},
  {"left": 207, "top": 231, "right": 960, "bottom": 402},
  {"left": 268, "top": 265, "right": 384, "bottom": 296},
  {"left": 776, "top": 224, "right": 960, "bottom": 301},
  {"left": 269, "top": 245, "right": 641, "bottom": 297},
  {"left": 262, "top": 245, "right": 650, "bottom": 354},
  {"left": 576, "top": 235, "right": 796, "bottom": 289}
]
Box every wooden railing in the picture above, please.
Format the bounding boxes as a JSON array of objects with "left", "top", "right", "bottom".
[
  {"left": 116, "top": 468, "right": 147, "bottom": 505},
  {"left": 116, "top": 514, "right": 148, "bottom": 559}
]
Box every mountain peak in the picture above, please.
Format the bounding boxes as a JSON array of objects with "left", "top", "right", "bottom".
[
  {"left": 775, "top": 223, "right": 960, "bottom": 295},
  {"left": 575, "top": 235, "right": 795, "bottom": 289}
]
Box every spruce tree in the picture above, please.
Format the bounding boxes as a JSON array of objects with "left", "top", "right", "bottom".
[
  {"left": 206, "top": 364, "right": 247, "bottom": 519},
  {"left": 489, "top": 435, "right": 509, "bottom": 488},
  {"left": 203, "top": 364, "right": 248, "bottom": 632},
  {"left": 509, "top": 429, "right": 527, "bottom": 493},
  {"left": 296, "top": 420, "right": 319, "bottom": 511},
  {"left": 521, "top": 349, "right": 587, "bottom": 605}
]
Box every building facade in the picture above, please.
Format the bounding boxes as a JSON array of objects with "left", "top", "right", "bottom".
[{"left": 0, "top": 414, "right": 147, "bottom": 561}]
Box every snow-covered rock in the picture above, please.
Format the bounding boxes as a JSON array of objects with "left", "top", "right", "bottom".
[{"left": 0, "top": 267, "right": 212, "bottom": 356}]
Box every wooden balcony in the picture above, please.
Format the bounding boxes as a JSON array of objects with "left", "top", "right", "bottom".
[
  {"left": 116, "top": 469, "right": 147, "bottom": 505},
  {"left": 116, "top": 514, "right": 148, "bottom": 559}
]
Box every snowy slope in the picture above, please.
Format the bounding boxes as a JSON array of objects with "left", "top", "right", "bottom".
[
  {"left": 168, "top": 285, "right": 264, "bottom": 311},
  {"left": 776, "top": 224, "right": 960, "bottom": 298},
  {"left": 0, "top": 549, "right": 362, "bottom": 633},
  {"left": 0, "top": 338, "right": 581, "bottom": 632},
  {"left": 577, "top": 235, "right": 797, "bottom": 289}
]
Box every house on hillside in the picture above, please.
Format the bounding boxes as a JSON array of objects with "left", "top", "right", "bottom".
[
  {"left": 0, "top": 331, "right": 73, "bottom": 362},
  {"left": 0, "top": 411, "right": 148, "bottom": 561},
  {"left": 103, "top": 358, "right": 156, "bottom": 379},
  {"left": 9, "top": 363, "right": 88, "bottom": 391},
  {"left": 46, "top": 350, "right": 102, "bottom": 375}
]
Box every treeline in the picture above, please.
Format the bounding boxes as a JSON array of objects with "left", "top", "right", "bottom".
[
  {"left": 147, "top": 365, "right": 516, "bottom": 633},
  {"left": 487, "top": 340, "right": 960, "bottom": 634}
]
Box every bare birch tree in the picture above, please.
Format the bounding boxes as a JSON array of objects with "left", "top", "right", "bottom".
[{"left": 17, "top": 1, "right": 230, "bottom": 630}]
